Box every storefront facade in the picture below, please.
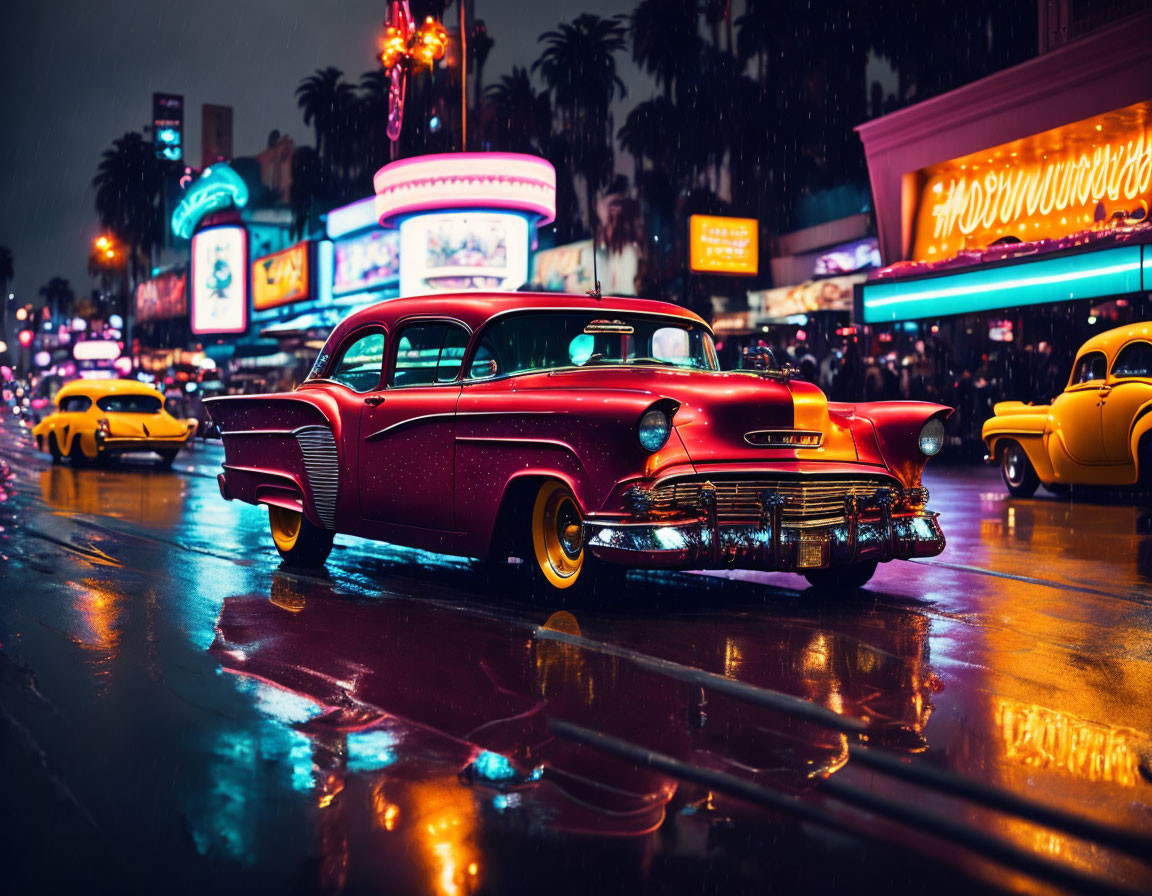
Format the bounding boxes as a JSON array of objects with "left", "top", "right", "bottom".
[{"left": 855, "top": 10, "right": 1152, "bottom": 451}]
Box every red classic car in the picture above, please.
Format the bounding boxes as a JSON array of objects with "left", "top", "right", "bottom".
[{"left": 205, "top": 293, "right": 949, "bottom": 593}]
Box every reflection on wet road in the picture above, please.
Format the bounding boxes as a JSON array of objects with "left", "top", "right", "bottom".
[{"left": 1, "top": 420, "right": 1150, "bottom": 895}]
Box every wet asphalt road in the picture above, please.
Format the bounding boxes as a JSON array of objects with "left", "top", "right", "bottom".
[{"left": 1, "top": 417, "right": 1151, "bottom": 896}]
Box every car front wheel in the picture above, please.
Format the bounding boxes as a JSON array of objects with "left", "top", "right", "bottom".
[
  {"left": 268, "top": 505, "right": 334, "bottom": 567},
  {"left": 1001, "top": 441, "right": 1039, "bottom": 497}
]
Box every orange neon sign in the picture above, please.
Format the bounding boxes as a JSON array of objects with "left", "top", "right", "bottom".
[
  {"left": 689, "top": 215, "right": 758, "bottom": 275},
  {"left": 252, "top": 243, "right": 310, "bottom": 310},
  {"left": 912, "top": 100, "right": 1152, "bottom": 261}
]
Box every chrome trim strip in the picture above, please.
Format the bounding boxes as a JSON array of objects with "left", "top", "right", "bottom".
[
  {"left": 364, "top": 413, "right": 456, "bottom": 441},
  {"left": 220, "top": 428, "right": 296, "bottom": 436},
  {"left": 743, "top": 429, "right": 824, "bottom": 448},
  {"left": 293, "top": 425, "right": 339, "bottom": 529}
]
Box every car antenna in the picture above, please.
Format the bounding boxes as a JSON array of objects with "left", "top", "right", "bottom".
[{"left": 586, "top": 221, "right": 602, "bottom": 300}]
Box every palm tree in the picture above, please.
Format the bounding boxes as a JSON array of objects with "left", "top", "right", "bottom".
[
  {"left": 289, "top": 146, "right": 324, "bottom": 239},
  {"left": 629, "top": 0, "right": 702, "bottom": 101},
  {"left": 39, "top": 277, "right": 75, "bottom": 324},
  {"left": 92, "top": 132, "right": 163, "bottom": 284},
  {"left": 481, "top": 67, "right": 552, "bottom": 155},
  {"left": 534, "top": 14, "right": 629, "bottom": 236},
  {"left": 296, "top": 67, "right": 356, "bottom": 171}
]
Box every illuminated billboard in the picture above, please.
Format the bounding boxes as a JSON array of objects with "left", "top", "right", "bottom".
[
  {"left": 689, "top": 215, "right": 758, "bottom": 275},
  {"left": 333, "top": 229, "right": 400, "bottom": 296},
  {"left": 252, "top": 243, "right": 310, "bottom": 311},
  {"left": 748, "top": 274, "right": 865, "bottom": 320},
  {"left": 912, "top": 100, "right": 1152, "bottom": 261},
  {"left": 135, "top": 270, "right": 187, "bottom": 322},
  {"left": 398, "top": 212, "right": 529, "bottom": 296},
  {"left": 529, "top": 240, "right": 638, "bottom": 296},
  {"left": 191, "top": 226, "right": 248, "bottom": 335}
]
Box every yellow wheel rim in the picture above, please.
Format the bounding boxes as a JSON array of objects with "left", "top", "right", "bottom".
[
  {"left": 531, "top": 482, "right": 584, "bottom": 589},
  {"left": 268, "top": 505, "right": 302, "bottom": 552}
]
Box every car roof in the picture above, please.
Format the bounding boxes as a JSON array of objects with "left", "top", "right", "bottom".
[
  {"left": 1078, "top": 322, "right": 1152, "bottom": 358},
  {"left": 56, "top": 379, "right": 163, "bottom": 400},
  {"left": 334, "top": 291, "right": 708, "bottom": 337}
]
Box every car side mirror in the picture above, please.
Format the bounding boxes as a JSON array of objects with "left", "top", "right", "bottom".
[{"left": 471, "top": 359, "right": 498, "bottom": 379}]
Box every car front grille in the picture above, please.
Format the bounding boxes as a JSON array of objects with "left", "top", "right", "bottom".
[{"left": 648, "top": 476, "right": 899, "bottom": 528}]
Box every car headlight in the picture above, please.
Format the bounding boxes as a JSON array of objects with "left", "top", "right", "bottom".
[
  {"left": 919, "top": 417, "right": 945, "bottom": 456},
  {"left": 638, "top": 408, "right": 671, "bottom": 453}
]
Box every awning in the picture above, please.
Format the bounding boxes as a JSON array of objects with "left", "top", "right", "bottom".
[{"left": 860, "top": 243, "right": 1150, "bottom": 323}]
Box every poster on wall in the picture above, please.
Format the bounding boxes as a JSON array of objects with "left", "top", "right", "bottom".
[
  {"left": 689, "top": 215, "right": 758, "bottom": 275},
  {"left": 333, "top": 229, "right": 400, "bottom": 296},
  {"left": 135, "top": 270, "right": 187, "bottom": 322},
  {"left": 191, "top": 226, "right": 248, "bottom": 335},
  {"left": 528, "top": 240, "right": 638, "bottom": 296},
  {"left": 252, "top": 243, "right": 310, "bottom": 311},
  {"left": 399, "top": 212, "right": 529, "bottom": 296}
]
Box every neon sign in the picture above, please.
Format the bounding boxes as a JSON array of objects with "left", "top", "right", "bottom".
[
  {"left": 689, "top": 215, "right": 758, "bottom": 275},
  {"left": 252, "top": 243, "right": 310, "bottom": 310},
  {"left": 135, "top": 271, "right": 187, "bottom": 322},
  {"left": 374, "top": 152, "right": 556, "bottom": 227},
  {"left": 171, "top": 163, "right": 249, "bottom": 240},
  {"left": 913, "top": 100, "right": 1152, "bottom": 261}
]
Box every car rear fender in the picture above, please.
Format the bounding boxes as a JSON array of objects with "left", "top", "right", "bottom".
[
  {"left": 1129, "top": 400, "right": 1152, "bottom": 477},
  {"left": 206, "top": 393, "right": 340, "bottom": 530}
]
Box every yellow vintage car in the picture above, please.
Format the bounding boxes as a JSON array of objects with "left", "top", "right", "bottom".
[
  {"left": 32, "top": 379, "right": 194, "bottom": 467},
  {"left": 982, "top": 322, "right": 1152, "bottom": 496}
]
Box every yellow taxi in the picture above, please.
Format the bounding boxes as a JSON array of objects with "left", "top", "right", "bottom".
[
  {"left": 982, "top": 323, "right": 1152, "bottom": 495},
  {"left": 32, "top": 379, "right": 194, "bottom": 467}
]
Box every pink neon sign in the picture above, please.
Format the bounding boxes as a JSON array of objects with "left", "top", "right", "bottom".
[{"left": 373, "top": 152, "right": 557, "bottom": 227}]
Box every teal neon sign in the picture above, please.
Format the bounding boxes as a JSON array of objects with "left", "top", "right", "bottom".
[
  {"left": 171, "top": 163, "right": 249, "bottom": 240},
  {"left": 861, "top": 246, "right": 1147, "bottom": 323}
]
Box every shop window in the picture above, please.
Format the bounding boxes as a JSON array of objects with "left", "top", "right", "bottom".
[
  {"left": 391, "top": 322, "right": 470, "bottom": 387},
  {"left": 331, "top": 330, "right": 385, "bottom": 393},
  {"left": 1071, "top": 351, "right": 1107, "bottom": 385},
  {"left": 1111, "top": 342, "right": 1152, "bottom": 379}
]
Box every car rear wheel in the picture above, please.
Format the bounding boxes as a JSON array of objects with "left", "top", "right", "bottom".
[
  {"left": 1000, "top": 440, "right": 1039, "bottom": 497},
  {"left": 69, "top": 434, "right": 93, "bottom": 466},
  {"left": 47, "top": 433, "right": 62, "bottom": 464},
  {"left": 268, "top": 505, "right": 334, "bottom": 567},
  {"left": 803, "top": 561, "right": 878, "bottom": 594}
]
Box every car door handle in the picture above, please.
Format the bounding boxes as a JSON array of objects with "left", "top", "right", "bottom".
[{"left": 363, "top": 395, "right": 385, "bottom": 407}]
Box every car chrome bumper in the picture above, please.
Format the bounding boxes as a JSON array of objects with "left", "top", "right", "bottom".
[
  {"left": 584, "top": 490, "right": 944, "bottom": 571},
  {"left": 95, "top": 435, "right": 189, "bottom": 454}
]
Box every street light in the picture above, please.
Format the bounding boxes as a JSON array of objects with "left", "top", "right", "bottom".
[{"left": 377, "top": 1, "right": 449, "bottom": 143}]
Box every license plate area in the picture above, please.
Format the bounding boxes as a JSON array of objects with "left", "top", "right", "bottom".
[{"left": 796, "top": 538, "right": 827, "bottom": 568}]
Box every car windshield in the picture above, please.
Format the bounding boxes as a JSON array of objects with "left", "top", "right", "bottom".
[
  {"left": 96, "top": 394, "right": 163, "bottom": 414},
  {"left": 468, "top": 312, "right": 718, "bottom": 379}
]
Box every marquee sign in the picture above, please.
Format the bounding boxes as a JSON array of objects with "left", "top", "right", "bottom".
[
  {"left": 913, "top": 100, "right": 1152, "bottom": 261},
  {"left": 252, "top": 243, "right": 310, "bottom": 311}
]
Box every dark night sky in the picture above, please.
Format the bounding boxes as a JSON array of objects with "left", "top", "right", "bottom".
[{"left": 0, "top": 0, "right": 651, "bottom": 301}]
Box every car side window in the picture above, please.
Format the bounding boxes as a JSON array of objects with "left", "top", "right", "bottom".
[
  {"left": 391, "top": 322, "right": 470, "bottom": 387},
  {"left": 1070, "top": 351, "right": 1107, "bottom": 385},
  {"left": 1111, "top": 341, "right": 1152, "bottom": 379},
  {"left": 59, "top": 395, "right": 92, "bottom": 413},
  {"left": 331, "top": 330, "right": 385, "bottom": 393}
]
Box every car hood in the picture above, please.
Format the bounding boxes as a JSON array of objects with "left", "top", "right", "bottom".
[{"left": 526, "top": 367, "right": 859, "bottom": 464}]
